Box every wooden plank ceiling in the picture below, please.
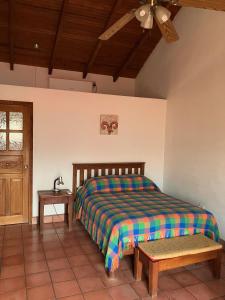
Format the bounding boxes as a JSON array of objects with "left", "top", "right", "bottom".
[{"left": 0, "top": 0, "right": 179, "bottom": 80}]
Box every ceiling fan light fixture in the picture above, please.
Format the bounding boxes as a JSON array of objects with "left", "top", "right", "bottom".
[
  {"left": 155, "top": 5, "right": 171, "bottom": 24},
  {"left": 135, "top": 4, "right": 151, "bottom": 22},
  {"left": 141, "top": 12, "right": 153, "bottom": 29}
]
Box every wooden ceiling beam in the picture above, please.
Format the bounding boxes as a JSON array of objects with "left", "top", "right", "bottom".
[
  {"left": 8, "top": 0, "right": 14, "bottom": 71},
  {"left": 83, "top": 0, "right": 121, "bottom": 79},
  {"left": 48, "top": 0, "right": 66, "bottom": 75},
  {"left": 113, "top": 30, "right": 149, "bottom": 82}
]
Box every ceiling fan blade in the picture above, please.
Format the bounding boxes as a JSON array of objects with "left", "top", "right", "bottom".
[
  {"left": 174, "top": 0, "right": 225, "bottom": 11},
  {"left": 99, "top": 10, "right": 136, "bottom": 40},
  {"left": 155, "top": 17, "right": 179, "bottom": 43}
]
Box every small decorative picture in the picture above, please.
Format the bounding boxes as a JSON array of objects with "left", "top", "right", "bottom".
[{"left": 100, "top": 114, "right": 118, "bottom": 135}]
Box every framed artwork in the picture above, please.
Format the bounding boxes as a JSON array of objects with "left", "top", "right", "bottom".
[{"left": 100, "top": 114, "right": 118, "bottom": 135}]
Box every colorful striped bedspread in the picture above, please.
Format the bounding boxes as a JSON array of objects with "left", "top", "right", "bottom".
[{"left": 75, "top": 181, "right": 219, "bottom": 272}]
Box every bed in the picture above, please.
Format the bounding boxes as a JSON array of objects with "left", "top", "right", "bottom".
[{"left": 72, "top": 162, "right": 219, "bottom": 276}]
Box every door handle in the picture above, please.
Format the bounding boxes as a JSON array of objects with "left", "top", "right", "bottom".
[{"left": 24, "top": 165, "right": 29, "bottom": 169}]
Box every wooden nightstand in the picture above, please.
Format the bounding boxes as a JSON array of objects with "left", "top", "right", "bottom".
[{"left": 38, "top": 189, "right": 74, "bottom": 232}]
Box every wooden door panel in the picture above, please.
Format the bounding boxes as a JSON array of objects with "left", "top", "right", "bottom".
[
  {"left": 0, "top": 101, "right": 32, "bottom": 225},
  {"left": 0, "top": 178, "right": 7, "bottom": 216},
  {"left": 10, "top": 178, "right": 23, "bottom": 215},
  {"left": 0, "top": 156, "right": 23, "bottom": 173}
]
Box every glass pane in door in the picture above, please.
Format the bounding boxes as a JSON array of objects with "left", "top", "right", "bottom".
[
  {"left": 0, "top": 132, "right": 6, "bottom": 150},
  {"left": 9, "top": 133, "right": 23, "bottom": 150},
  {"left": 0, "top": 112, "right": 6, "bottom": 129},
  {"left": 9, "top": 112, "right": 23, "bottom": 130}
]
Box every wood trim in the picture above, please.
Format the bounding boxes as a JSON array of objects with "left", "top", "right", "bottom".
[
  {"left": 113, "top": 30, "right": 149, "bottom": 82},
  {"left": 83, "top": 0, "right": 121, "bottom": 78},
  {"left": 48, "top": 0, "right": 67, "bottom": 75},
  {"left": 0, "top": 100, "right": 33, "bottom": 224},
  {"left": 8, "top": 0, "right": 14, "bottom": 71},
  {"left": 28, "top": 103, "right": 33, "bottom": 224}
]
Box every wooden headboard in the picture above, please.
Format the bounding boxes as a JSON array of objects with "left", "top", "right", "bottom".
[{"left": 72, "top": 162, "right": 145, "bottom": 196}]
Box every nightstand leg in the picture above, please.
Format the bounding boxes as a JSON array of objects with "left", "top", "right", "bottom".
[
  {"left": 64, "top": 204, "right": 68, "bottom": 223},
  {"left": 68, "top": 200, "right": 73, "bottom": 231},
  {"left": 39, "top": 202, "right": 44, "bottom": 233}
]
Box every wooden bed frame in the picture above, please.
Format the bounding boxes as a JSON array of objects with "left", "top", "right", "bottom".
[
  {"left": 73, "top": 162, "right": 145, "bottom": 196},
  {"left": 72, "top": 162, "right": 146, "bottom": 264}
]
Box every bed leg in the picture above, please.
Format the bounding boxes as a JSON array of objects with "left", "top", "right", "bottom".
[{"left": 108, "top": 271, "right": 116, "bottom": 279}]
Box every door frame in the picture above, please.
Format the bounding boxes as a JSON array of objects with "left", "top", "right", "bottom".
[{"left": 0, "top": 100, "right": 33, "bottom": 223}]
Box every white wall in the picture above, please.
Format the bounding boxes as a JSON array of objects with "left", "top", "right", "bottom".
[
  {"left": 0, "top": 84, "right": 167, "bottom": 217},
  {"left": 136, "top": 8, "right": 225, "bottom": 238},
  {"left": 0, "top": 62, "right": 135, "bottom": 97}
]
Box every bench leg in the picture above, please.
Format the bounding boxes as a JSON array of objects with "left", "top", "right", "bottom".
[
  {"left": 149, "top": 261, "right": 159, "bottom": 299},
  {"left": 134, "top": 248, "right": 143, "bottom": 281},
  {"left": 212, "top": 250, "right": 222, "bottom": 279}
]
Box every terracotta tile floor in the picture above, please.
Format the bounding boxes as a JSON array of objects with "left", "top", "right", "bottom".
[{"left": 0, "top": 222, "right": 225, "bottom": 300}]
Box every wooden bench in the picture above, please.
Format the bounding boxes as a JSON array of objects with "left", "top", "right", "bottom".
[{"left": 134, "top": 234, "right": 223, "bottom": 299}]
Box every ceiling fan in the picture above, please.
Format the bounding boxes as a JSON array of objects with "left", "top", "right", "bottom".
[{"left": 99, "top": 0, "right": 225, "bottom": 43}]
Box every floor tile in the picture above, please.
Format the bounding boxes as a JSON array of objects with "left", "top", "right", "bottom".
[
  {"left": 0, "top": 276, "right": 25, "bottom": 294},
  {"left": 25, "top": 260, "right": 48, "bottom": 274},
  {"left": 24, "top": 244, "right": 43, "bottom": 254},
  {"left": 73, "top": 264, "right": 97, "bottom": 279},
  {"left": 121, "top": 269, "right": 136, "bottom": 283},
  {"left": 50, "top": 268, "right": 75, "bottom": 283},
  {"left": 53, "top": 279, "right": 81, "bottom": 298},
  {"left": 93, "top": 262, "right": 107, "bottom": 275},
  {"left": 161, "top": 288, "right": 196, "bottom": 300},
  {"left": 0, "top": 288, "right": 27, "bottom": 300},
  {"left": 2, "top": 246, "right": 23, "bottom": 257},
  {"left": 130, "top": 280, "right": 149, "bottom": 297},
  {"left": 78, "top": 276, "right": 105, "bottom": 293},
  {"left": 206, "top": 279, "right": 225, "bottom": 297},
  {"left": 58, "top": 295, "right": 84, "bottom": 300},
  {"left": 47, "top": 257, "right": 70, "bottom": 271},
  {"left": 81, "top": 244, "right": 99, "bottom": 255},
  {"left": 87, "top": 253, "right": 104, "bottom": 264},
  {"left": 84, "top": 289, "right": 112, "bottom": 300},
  {"left": 65, "top": 246, "right": 84, "bottom": 257},
  {"left": 171, "top": 270, "right": 200, "bottom": 287},
  {"left": 68, "top": 255, "right": 90, "bottom": 267},
  {"left": 26, "top": 271, "right": 51, "bottom": 288},
  {"left": 186, "top": 282, "right": 217, "bottom": 300},
  {"left": 45, "top": 248, "right": 65, "bottom": 260},
  {"left": 1, "top": 223, "right": 224, "bottom": 300},
  {"left": 158, "top": 275, "right": 182, "bottom": 291},
  {"left": 167, "top": 267, "right": 186, "bottom": 274},
  {"left": 27, "top": 283, "right": 55, "bottom": 300},
  {"left": 108, "top": 283, "right": 138, "bottom": 300},
  {"left": 24, "top": 251, "right": 45, "bottom": 263},
  {"left": 0, "top": 264, "right": 25, "bottom": 279},
  {"left": 42, "top": 240, "right": 61, "bottom": 250},
  {"left": 4, "top": 239, "right": 21, "bottom": 247},
  {"left": 190, "top": 265, "right": 215, "bottom": 282},
  {"left": 2, "top": 254, "right": 24, "bottom": 266}
]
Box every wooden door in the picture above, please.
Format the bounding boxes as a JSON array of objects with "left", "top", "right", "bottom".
[{"left": 0, "top": 101, "right": 32, "bottom": 225}]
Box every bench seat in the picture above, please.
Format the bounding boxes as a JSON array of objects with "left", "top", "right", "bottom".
[{"left": 134, "top": 234, "right": 223, "bottom": 299}]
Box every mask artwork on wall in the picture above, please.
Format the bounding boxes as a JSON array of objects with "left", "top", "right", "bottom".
[{"left": 100, "top": 114, "right": 118, "bottom": 135}]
